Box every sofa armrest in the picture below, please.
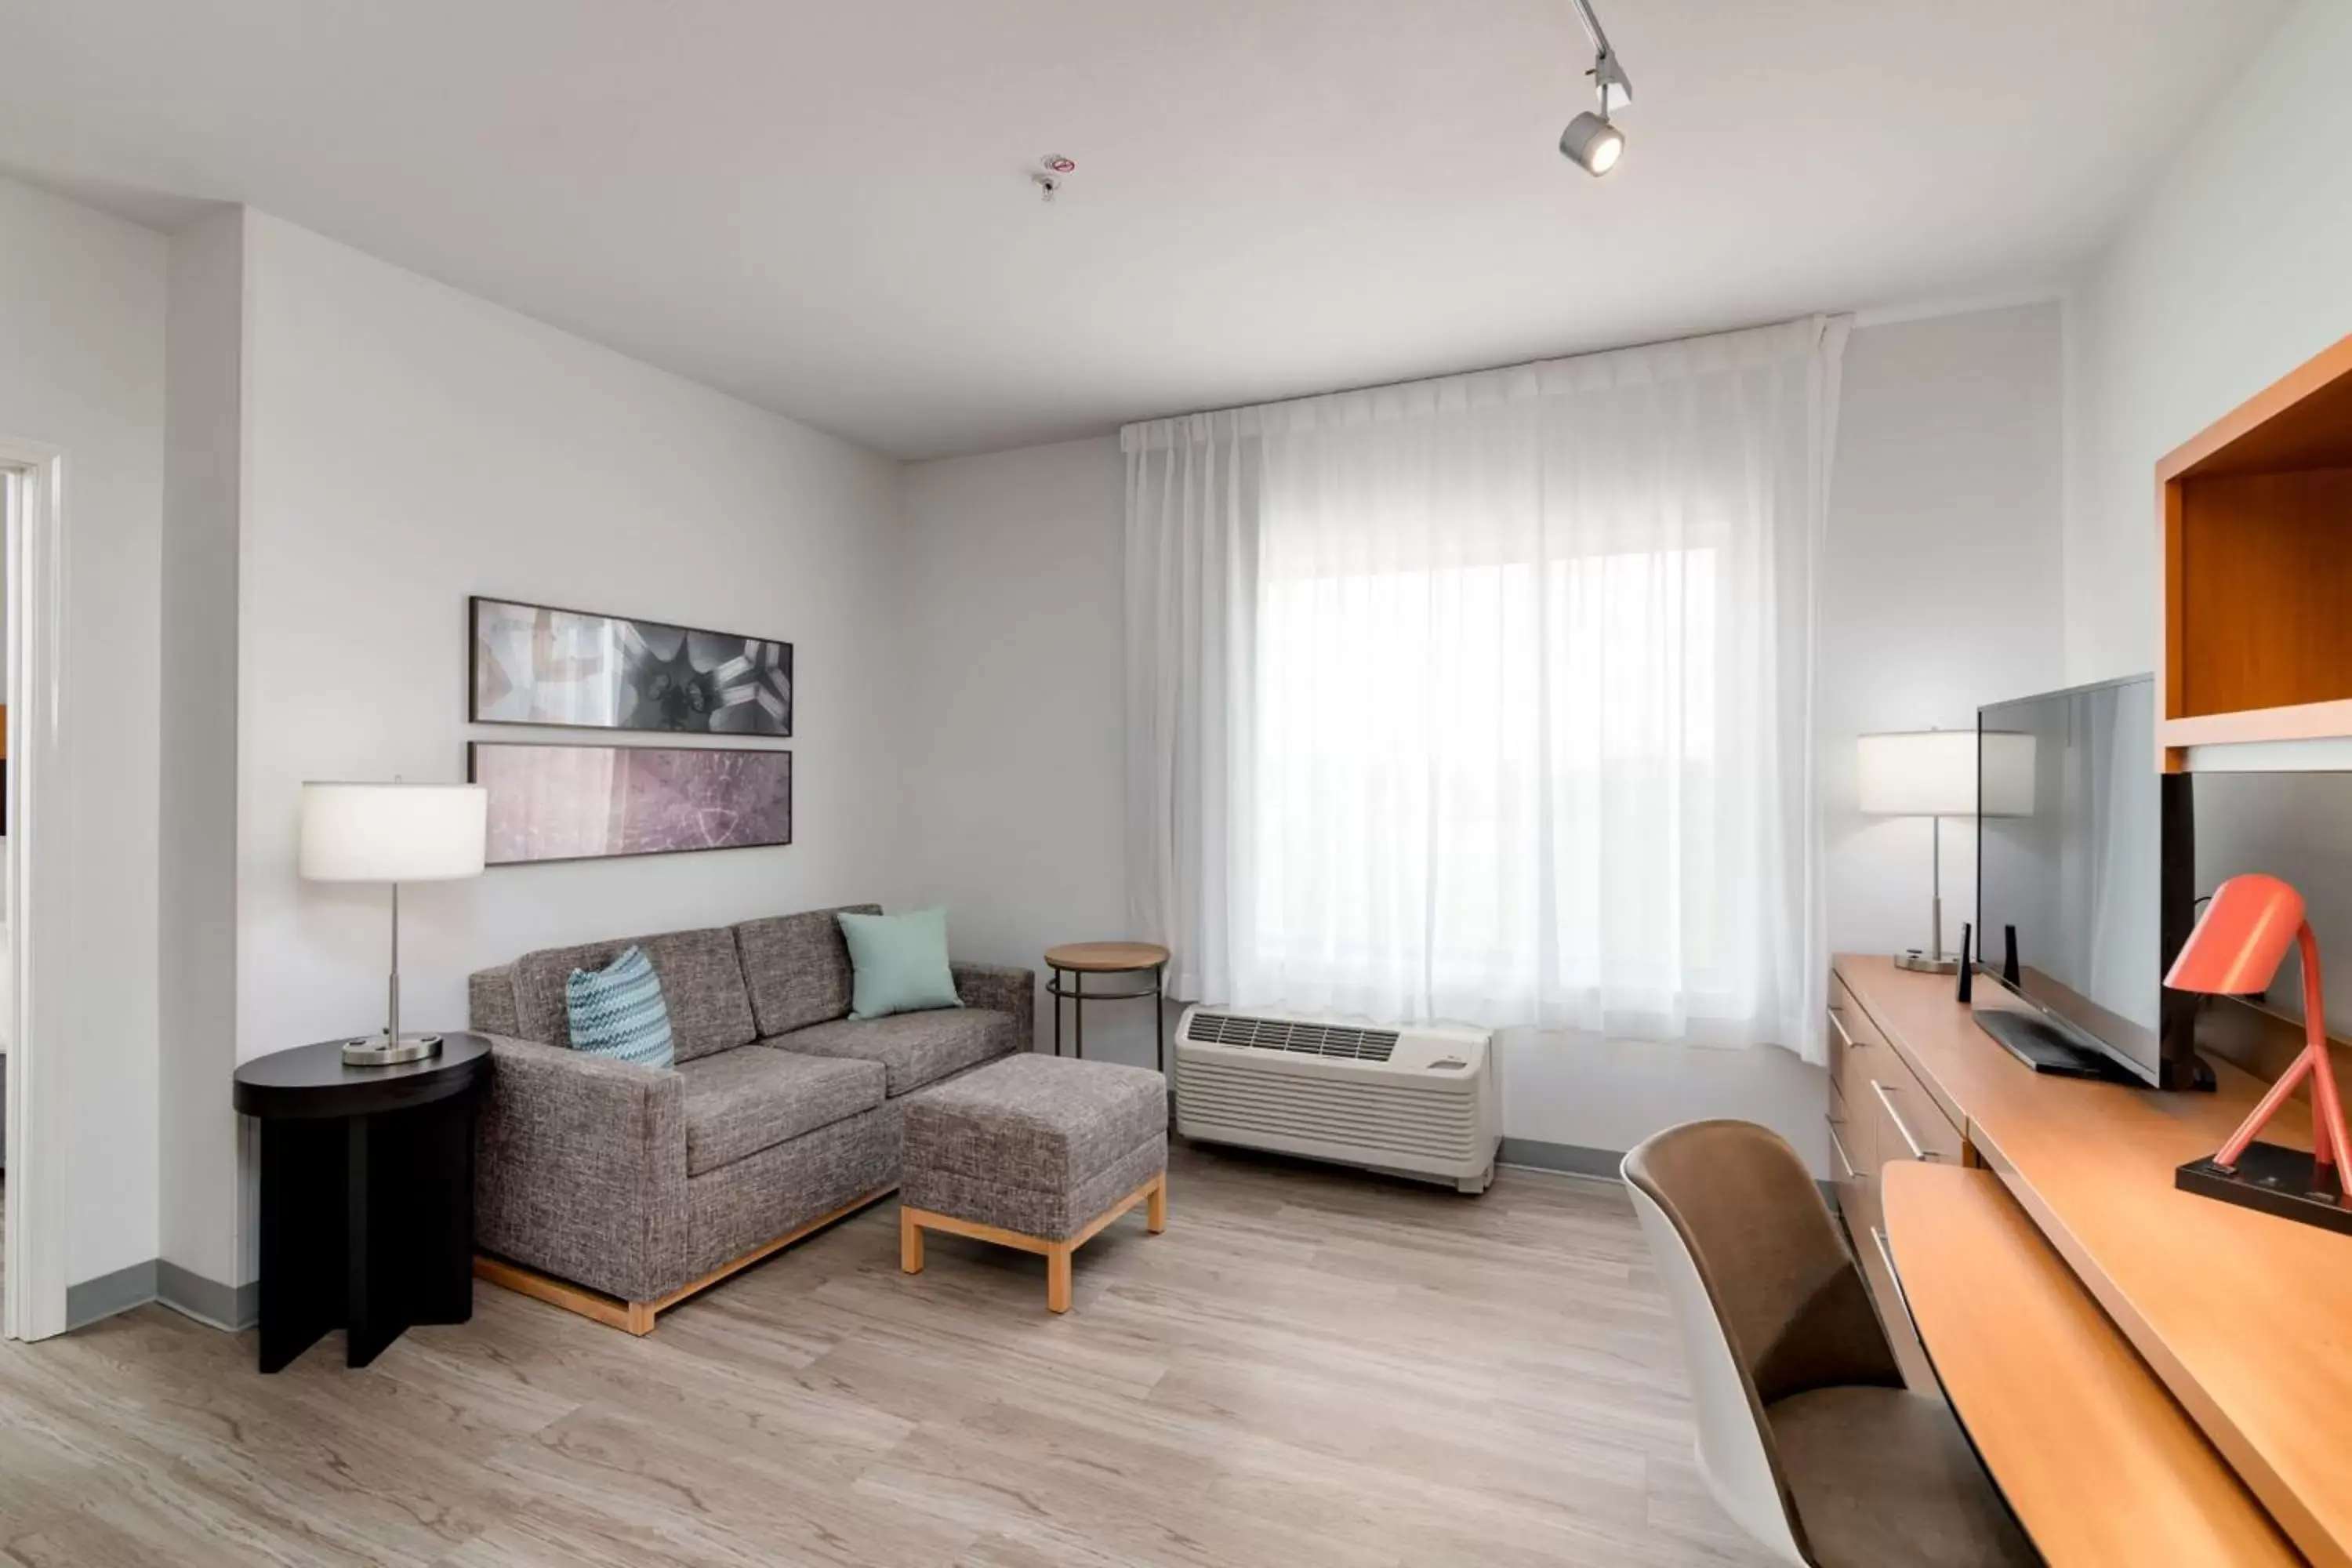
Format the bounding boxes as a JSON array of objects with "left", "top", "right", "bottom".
[
  {"left": 474, "top": 1033, "right": 689, "bottom": 1303},
  {"left": 469, "top": 964, "right": 521, "bottom": 1036},
  {"left": 953, "top": 961, "right": 1036, "bottom": 1049}
]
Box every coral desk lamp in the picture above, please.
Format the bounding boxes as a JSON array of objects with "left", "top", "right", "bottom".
[{"left": 2168, "top": 873, "right": 2352, "bottom": 1234}]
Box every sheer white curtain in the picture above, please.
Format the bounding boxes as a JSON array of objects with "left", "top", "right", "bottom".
[{"left": 1125, "top": 317, "right": 1849, "bottom": 1058}]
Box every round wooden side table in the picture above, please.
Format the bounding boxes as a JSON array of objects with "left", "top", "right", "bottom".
[
  {"left": 1044, "top": 942, "right": 1172, "bottom": 1072},
  {"left": 233, "top": 1033, "right": 492, "bottom": 1372}
]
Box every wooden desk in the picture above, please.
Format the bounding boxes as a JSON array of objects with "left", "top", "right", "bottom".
[
  {"left": 1882, "top": 1162, "right": 2297, "bottom": 1564},
  {"left": 1838, "top": 955, "right": 2352, "bottom": 1566}
]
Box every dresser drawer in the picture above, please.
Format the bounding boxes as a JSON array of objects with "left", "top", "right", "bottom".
[
  {"left": 1827, "top": 1098, "right": 1871, "bottom": 1236},
  {"left": 1828, "top": 972, "right": 1889, "bottom": 1116},
  {"left": 1827, "top": 1093, "right": 1867, "bottom": 1183},
  {"left": 1862, "top": 1044, "right": 1966, "bottom": 1168}
]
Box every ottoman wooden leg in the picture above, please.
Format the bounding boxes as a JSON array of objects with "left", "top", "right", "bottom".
[
  {"left": 1047, "top": 1246, "right": 1074, "bottom": 1314},
  {"left": 901, "top": 1208, "right": 925, "bottom": 1275},
  {"left": 1147, "top": 1173, "right": 1168, "bottom": 1234}
]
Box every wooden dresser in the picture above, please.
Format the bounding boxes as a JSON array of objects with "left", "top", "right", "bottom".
[
  {"left": 1824, "top": 962, "right": 1963, "bottom": 1392},
  {"left": 1831, "top": 953, "right": 2352, "bottom": 1566}
]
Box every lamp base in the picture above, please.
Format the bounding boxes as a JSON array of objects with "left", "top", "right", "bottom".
[
  {"left": 1893, "top": 949, "right": 1960, "bottom": 975},
  {"left": 342, "top": 1032, "right": 444, "bottom": 1068},
  {"left": 2176, "top": 1142, "right": 2352, "bottom": 1237}
]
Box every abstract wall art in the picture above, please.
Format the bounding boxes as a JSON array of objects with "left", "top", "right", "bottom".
[
  {"left": 470, "top": 597, "right": 793, "bottom": 736},
  {"left": 470, "top": 742, "right": 793, "bottom": 865}
]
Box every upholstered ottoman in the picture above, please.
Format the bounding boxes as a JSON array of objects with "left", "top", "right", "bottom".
[{"left": 898, "top": 1054, "right": 1168, "bottom": 1313}]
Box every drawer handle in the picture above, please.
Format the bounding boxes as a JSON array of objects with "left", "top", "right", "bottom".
[
  {"left": 1828, "top": 1007, "right": 1861, "bottom": 1052},
  {"left": 1870, "top": 1225, "right": 1915, "bottom": 1319},
  {"left": 1826, "top": 1117, "right": 1859, "bottom": 1180},
  {"left": 1871, "top": 1079, "right": 1939, "bottom": 1162}
]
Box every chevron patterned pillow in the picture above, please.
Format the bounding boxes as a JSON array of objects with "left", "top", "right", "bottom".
[{"left": 564, "top": 946, "right": 676, "bottom": 1069}]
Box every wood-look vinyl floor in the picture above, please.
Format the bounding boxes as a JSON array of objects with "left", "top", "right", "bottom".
[{"left": 0, "top": 1145, "right": 1773, "bottom": 1567}]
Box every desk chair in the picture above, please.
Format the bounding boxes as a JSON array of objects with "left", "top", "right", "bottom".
[{"left": 1624, "top": 1120, "right": 2033, "bottom": 1567}]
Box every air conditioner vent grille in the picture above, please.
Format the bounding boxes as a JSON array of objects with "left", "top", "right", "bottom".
[{"left": 1185, "top": 1012, "right": 1399, "bottom": 1062}]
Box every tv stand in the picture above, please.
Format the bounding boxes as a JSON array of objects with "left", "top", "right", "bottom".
[{"left": 1973, "top": 1008, "right": 2142, "bottom": 1084}]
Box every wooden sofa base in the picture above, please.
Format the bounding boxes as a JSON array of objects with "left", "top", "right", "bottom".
[
  {"left": 474, "top": 1184, "right": 898, "bottom": 1336},
  {"left": 900, "top": 1171, "right": 1167, "bottom": 1313}
]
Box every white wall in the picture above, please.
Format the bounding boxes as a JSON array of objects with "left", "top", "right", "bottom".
[
  {"left": 900, "top": 306, "right": 2069, "bottom": 1171},
  {"left": 2064, "top": 0, "right": 2352, "bottom": 683},
  {"left": 1821, "top": 303, "right": 2067, "bottom": 964},
  {"left": 2056, "top": 0, "right": 2352, "bottom": 1036},
  {"left": 0, "top": 175, "right": 167, "bottom": 1287},
  {"left": 158, "top": 207, "right": 246, "bottom": 1293},
  {"left": 898, "top": 438, "right": 1142, "bottom": 1058},
  {"left": 227, "top": 212, "right": 907, "bottom": 1277}
]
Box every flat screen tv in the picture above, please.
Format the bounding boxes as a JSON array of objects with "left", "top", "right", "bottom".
[{"left": 1974, "top": 675, "right": 2195, "bottom": 1087}]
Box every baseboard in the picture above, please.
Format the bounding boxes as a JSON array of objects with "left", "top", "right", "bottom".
[
  {"left": 62, "top": 1258, "right": 256, "bottom": 1333},
  {"left": 1497, "top": 1136, "right": 1840, "bottom": 1211},
  {"left": 1497, "top": 1138, "right": 1624, "bottom": 1178},
  {"left": 158, "top": 1260, "right": 259, "bottom": 1331},
  {"left": 64, "top": 1259, "right": 157, "bottom": 1330}
]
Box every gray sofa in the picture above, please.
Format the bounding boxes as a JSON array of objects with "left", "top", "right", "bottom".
[{"left": 466, "top": 902, "right": 1033, "bottom": 1328}]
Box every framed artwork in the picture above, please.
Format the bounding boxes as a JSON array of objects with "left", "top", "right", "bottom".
[
  {"left": 470, "top": 742, "right": 793, "bottom": 866},
  {"left": 470, "top": 596, "right": 793, "bottom": 736}
]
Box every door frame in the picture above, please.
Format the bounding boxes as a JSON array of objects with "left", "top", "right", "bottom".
[{"left": 2, "top": 437, "right": 71, "bottom": 1341}]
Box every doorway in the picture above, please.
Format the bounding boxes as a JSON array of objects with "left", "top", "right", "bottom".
[{"left": 1, "top": 443, "right": 64, "bottom": 1340}]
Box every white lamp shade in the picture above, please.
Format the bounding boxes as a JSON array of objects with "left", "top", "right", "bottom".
[
  {"left": 1857, "top": 731, "right": 1975, "bottom": 818},
  {"left": 1857, "top": 730, "right": 2038, "bottom": 818},
  {"left": 299, "top": 782, "right": 488, "bottom": 882}
]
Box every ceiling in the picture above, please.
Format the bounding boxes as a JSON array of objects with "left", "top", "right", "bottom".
[{"left": 0, "top": 1, "right": 2292, "bottom": 459}]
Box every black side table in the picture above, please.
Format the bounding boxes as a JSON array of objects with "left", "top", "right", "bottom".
[{"left": 232, "top": 1033, "right": 491, "bottom": 1372}]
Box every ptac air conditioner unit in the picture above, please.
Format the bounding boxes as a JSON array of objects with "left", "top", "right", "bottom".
[{"left": 1174, "top": 1006, "right": 1501, "bottom": 1193}]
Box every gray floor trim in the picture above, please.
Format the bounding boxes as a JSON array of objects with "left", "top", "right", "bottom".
[
  {"left": 158, "top": 1261, "right": 259, "bottom": 1332},
  {"left": 1498, "top": 1135, "right": 1841, "bottom": 1210},
  {"left": 63, "top": 1259, "right": 257, "bottom": 1333},
  {"left": 64, "top": 1259, "right": 158, "bottom": 1330},
  {"left": 1497, "top": 1137, "right": 1624, "bottom": 1178}
]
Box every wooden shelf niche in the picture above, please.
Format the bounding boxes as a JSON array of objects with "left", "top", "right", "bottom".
[{"left": 2160, "top": 333, "right": 2352, "bottom": 769}]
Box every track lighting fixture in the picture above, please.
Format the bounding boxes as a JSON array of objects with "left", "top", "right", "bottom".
[
  {"left": 1559, "top": 112, "right": 1624, "bottom": 176},
  {"left": 1560, "top": 0, "right": 1632, "bottom": 176}
]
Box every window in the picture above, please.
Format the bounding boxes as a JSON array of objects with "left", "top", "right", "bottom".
[
  {"left": 1251, "top": 545, "right": 1726, "bottom": 1024},
  {"left": 1125, "top": 315, "right": 1844, "bottom": 1053}
]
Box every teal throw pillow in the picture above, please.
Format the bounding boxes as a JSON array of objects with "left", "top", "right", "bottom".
[
  {"left": 566, "top": 946, "right": 677, "bottom": 1069},
  {"left": 837, "top": 908, "right": 964, "bottom": 1021}
]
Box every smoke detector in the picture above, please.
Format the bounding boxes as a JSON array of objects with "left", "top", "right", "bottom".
[{"left": 1035, "top": 154, "right": 1076, "bottom": 202}]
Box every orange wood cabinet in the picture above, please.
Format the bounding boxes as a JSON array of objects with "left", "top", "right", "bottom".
[{"left": 2158, "top": 332, "right": 2352, "bottom": 767}]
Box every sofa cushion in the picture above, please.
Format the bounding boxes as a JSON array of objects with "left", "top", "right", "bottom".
[
  {"left": 677, "top": 1047, "right": 887, "bottom": 1177},
  {"left": 735, "top": 904, "right": 880, "bottom": 1036},
  {"left": 684, "top": 1104, "right": 901, "bottom": 1285},
  {"left": 837, "top": 907, "right": 963, "bottom": 1020},
  {"left": 779, "top": 1007, "right": 1016, "bottom": 1096},
  {"left": 513, "top": 927, "right": 757, "bottom": 1062},
  {"left": 565, "top": 946, "right": 676, "bottom": 1070}
]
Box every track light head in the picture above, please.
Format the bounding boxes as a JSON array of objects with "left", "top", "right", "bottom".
[
  {"left": 1559, "top": 111, "right": 1624, "bottom": 176},
  {"left": 1561, "top": 0, "right": 1632, "bottom": 176}
]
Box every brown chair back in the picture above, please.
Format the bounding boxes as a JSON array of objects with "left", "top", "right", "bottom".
[{"left": 1625, "top": 1120, "right": 1902, "bottom": 1403}]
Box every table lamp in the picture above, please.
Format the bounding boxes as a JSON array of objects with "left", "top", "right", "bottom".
[
  {"left": 2167, "top": 873, "right": 2352, "bottom": 1234},
  {"left": 1858, "top": 728, "right": 2034, "bottom": 974},
  {"left": 299, "top": 781, "right": 488, "bottom": 1066}
]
